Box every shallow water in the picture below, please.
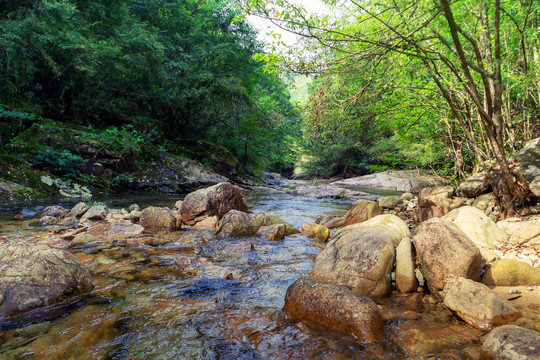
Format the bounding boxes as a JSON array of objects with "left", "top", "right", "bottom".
[{"left": 0, "top": 190, "right": 484, "bottom": 360}]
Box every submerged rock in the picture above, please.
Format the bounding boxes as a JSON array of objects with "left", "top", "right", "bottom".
[
  {"left": 310, "top": 215, "right": 410, "bottom": 297},
  {"left": 282, "top": 277, "right": 384, "bottom": 343},
  {"left": 255, "top": 224, "right": 285, "bottom": 241},
  {"left": 0, "top": 240, "right": 93, "bottom": 319},
  {"left": 481, "top": 325, "right": 540, "bottom": 360},
  {"left": 343, "top": 199, "right": 382, "bottom": 226},
  {"left": 413, "top": 218, "right": 482, "bottom": 296},
  {"left": 216, "top": 211, "right": 298, "bottom": 238},
  {"left": 442, "top": 277, "right": 521, "bottom": 330},
  {"left": 180, "top": 182, "right": 247, "bottom": 225}
]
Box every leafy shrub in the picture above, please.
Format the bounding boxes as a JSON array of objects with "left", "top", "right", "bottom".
[{"left": 32, "top": 149, "right": 87, "bottom": 179}]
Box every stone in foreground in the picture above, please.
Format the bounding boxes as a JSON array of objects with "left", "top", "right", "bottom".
[
  {"left": 0, "top": 240, "right": 93, "bottom": 319},
  {"left": 442, "top": 277, "right": 521, "bottom": 330},
  {"left": 481, "top": 325, "right": 540, "bottom": 360},
  {"left": 395, "top": 237, "right": 418, "bottom": 293},
  {"left": 413, "top": 218, "right": 482, "bottom": 296},
  {"left": 255, "top": 224, "right": 285, "bottom": 241},
  {"left": 282, "top": 277, "right": 384, "bottom": 343},
  {"left": 310, "top": 215, "right": 410, "bottom": 297},
  {"left": 180, "top": 182, "right": 247, "bottom": 225}
]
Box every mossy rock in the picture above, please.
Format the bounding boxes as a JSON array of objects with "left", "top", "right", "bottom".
[{"left": 482, "top": 259, "right": 540, "bottom": 286}]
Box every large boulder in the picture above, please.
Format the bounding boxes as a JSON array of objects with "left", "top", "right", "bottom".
[
  {"left": 514, "top": 136, "right": 540, "bottom": 198},
  {"left": 442, "top": 206, "right": 508, "bottom": 249},
  {"left": 332, "top": 170, "right": 446, "bottom": 193},
  {"left": 215, "top": 211, "right": 298, "bottom": 238},
  {"left": 310, "top": 215, "right": 410, "bottom": 297},
  {"left": 180, "top": 182, "right": 248, "bottom": 225},
  {"left": 417, "top": 186, "right": 455, "bottom": 222},
  {"left": 282, "top": 277, "right": 384, "bottom": 343},
  {"left": 215, "top": 210, "right": 258, "bottom": 237},
  {"left": 442, "top": 277, "right": 521, "bottom": 330},
  {"left": 140, "top": 206, "right": 181, "bottom": 231},
  {"left": 481, "top": 259, "right": 540, "bottom": 286},
  {"left": 481, "top": 325, "right": 540, "bottom": 360},
  {"left": 497, "top": 217, "right": 540, "bottom": 245},
  {"left": 413, "top": 218, "right": 482, "bottom": 296},
  {"left": 395, "top": 237, "right": 418, "bottom": 293},
  {"left": 0, "top": 240, "right": 93, "bottom": 319},
  {"left": 343, "top": 199, "right": 382, "bottom": 226}
]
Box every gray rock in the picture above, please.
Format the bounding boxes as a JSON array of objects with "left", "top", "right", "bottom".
[
  {"left": 377, "top": 195, "right": 402, "bottom": 209},
  {"left": 128, "top": 204, "right": 140, "bottom": 212},
  {"left": 458, "top": 172, "right": 491, "bottom": 197},
  {"left": 84, "top": 205, "right": 109, "bottom": 220},
  {"left": 67, "top": 202, "right": 89, "bottom": 218},
  {"left": 481, "top": 325, "right": 540, "bottom": 360},
  {"left": 413, "top": 218, "right": 482, "bottom": 296},
  {"left": 310, "top": 215, "right": 410, "bottom": 297},
  {"left": 0, "top": 240, "right": 93, "bottom": 319},
  {"left": 32, "top": 215, "right": 58, "bottom": 226}
]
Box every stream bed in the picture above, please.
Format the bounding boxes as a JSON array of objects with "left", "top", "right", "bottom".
[{"left": 0, "top": 191, "right": 485, "bottom": 359}]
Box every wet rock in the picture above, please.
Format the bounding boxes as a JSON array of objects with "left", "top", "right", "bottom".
[
  {"left": 255, "top": 224, "right": 285, "bottom": 241},
  {"left": 442, "top": 277, "right": 521, "bottom": 330},
  {"left": 458, "top": 172, "right": 491, "bottom": 197},
  {"left": 70, "top": 233, "right": 99, "bottom": 247},
  {"left": 282, "top": 277, "right": 384, "bottom": 343},
  {"left": 140, "top": 206, "right": 182, "bottom": 230},
  {"left": 315, "top": 215, "right": 345, "bottom": 229},
  {"left": 481, "top": 259, "right": 540, "bottom": 286},
  {"left": 215, "top": 210, "right": 258, "bottom": 237},
  {"left": 35, "top": 205, "right": 67, "bottom": 219},
  {"left": 191, "top": 216, "right": 219, "bottom": 230},
  {"left": 413, "top": 218, "right": 482, "bottom": 296},
  {"left": 343, "top": 199, "right": 382, "bottom": 226},
  {"left": 442, "top": 206, "right": 508, "bottom": 249},
  {"left": 301, "top": 223, "right": 330, "bottom": 242},
  {"left": 173, "top": 200, "right": 183, "bottom": 211},
  {"left": 377, "top": 195, "right": 402, "bottom": 209},
  {"left": 180, "top": 182, "right": 247, "bottom": 225},
  {"left": 67, "top": 202, "right": 89, "bottom": 218},
  {"left": 310, "top": 215, "right": 410, "bottom": 297},
  {"left": 481, "top": 325, "right": 540, "bottom": 360},
  {"left": 84, "top": 205, "right": 109, "bottom": 220},
  {"left": 57, "top": 216, "right": 78, "bottom": 227},
  {"left": 396, "top": 237, "right": 418, "bottom": 293},
  {"left": 417, "top": 186, "right": 455, "bottom": 222},
  {"left": 128, "top": 203, "right": 140, "bottom": 212},
  {"left": 126, "top": 237, "right": 171, "bottom": 247},
  {"left": 88, "top": 220, "right": 144, "bottom": 238},
  {"left": 252, "top": 213, "right": 299, "bottom": 236},
  {"left": 31, "top": 215, "right": 58, "bottom": 226},
  {"left": 129, "top": 210, "right": 141, "bottom": 223},
  {"left": 0, "top": 240, "right": 93, "bottom": 319}
]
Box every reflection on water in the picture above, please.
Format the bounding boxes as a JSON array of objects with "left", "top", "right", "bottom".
[{"left": 0, "top": 191, "right": 483, "bottom": 359}]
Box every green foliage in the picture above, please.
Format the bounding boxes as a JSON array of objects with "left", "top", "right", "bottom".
[{"left": 31, "top": 149, "right": 87, "bottom": 179}]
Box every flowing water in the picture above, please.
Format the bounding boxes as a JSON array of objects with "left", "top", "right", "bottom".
[{"left": 0, "top": 190, "right": 484, "bottom": 360}]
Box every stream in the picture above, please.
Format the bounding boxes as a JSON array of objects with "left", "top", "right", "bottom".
[{"left": 0, "top": 189, "right": 484, "bottom": 359}]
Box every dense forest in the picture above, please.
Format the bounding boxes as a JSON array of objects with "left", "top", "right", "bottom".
[{"left": 1, "top": 0, "right": 539, "bottom": 212}]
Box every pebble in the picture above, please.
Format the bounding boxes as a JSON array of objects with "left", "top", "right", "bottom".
[
  {"left": 508, "top": 288, "right": 521, "bottom": 295},
  {"left": 526, "top": 286, "right": 534, "bottom": 291}
]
